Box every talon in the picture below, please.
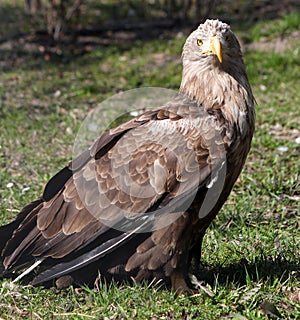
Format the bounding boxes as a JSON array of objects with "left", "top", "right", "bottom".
[
  {"left": 55, "top": 275, "right": 74, "bottom": 289},
  {"left": 171, "top": 270, "right": 195, "bottom": 295}
]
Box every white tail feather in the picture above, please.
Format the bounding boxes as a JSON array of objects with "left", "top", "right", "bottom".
[{"left": 12, "top": 258, "right": 44, "bottom": 283}]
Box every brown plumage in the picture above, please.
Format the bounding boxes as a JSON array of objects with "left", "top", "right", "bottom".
[{"left": 0, "top": 19, "right": 255, "bottom": 292}]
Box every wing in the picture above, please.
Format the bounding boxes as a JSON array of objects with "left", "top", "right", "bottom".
[{"left": 1, "top": 95, "right": 225, "bottom": 284}]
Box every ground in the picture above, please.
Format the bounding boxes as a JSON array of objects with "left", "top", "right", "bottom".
[{"left": 0, "top": 1, "right": 299, "bottom": 319}]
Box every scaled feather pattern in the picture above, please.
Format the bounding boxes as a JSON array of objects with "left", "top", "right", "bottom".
[{"left": 0, "top": 19, "right": 255, "bottom": 292}]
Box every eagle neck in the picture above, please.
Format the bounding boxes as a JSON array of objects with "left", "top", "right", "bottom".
[{"left": 179, "top": 61, "right": 255, "bottom": 137}]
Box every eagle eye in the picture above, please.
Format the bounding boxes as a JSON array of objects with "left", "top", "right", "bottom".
[{"left": 197, "top": 39, "right": 203, "bottom": 46}]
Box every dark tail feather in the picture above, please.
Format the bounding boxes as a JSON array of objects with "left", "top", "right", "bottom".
[
  {"left": 0, "top": 199, "right": 43, "bottom": 266},
  {"left": 0, "top": 220, "right": 26, "bottom": 277},
  {"left": 32, "top": 232, "right": 136, "bottom": 285},
  {"left": 0, "top": 221, "right": 21, "bottom": 255},
  {"left": 31, "top": 220, "right": 150, "bottom": 286}
]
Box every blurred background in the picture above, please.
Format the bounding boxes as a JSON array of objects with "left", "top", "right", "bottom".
[
  {"left": 1, "top": 1, "right": 299, "bottom": 53},
  {"left": 0, "top": 1, "right": 299, "bottom": 319}
]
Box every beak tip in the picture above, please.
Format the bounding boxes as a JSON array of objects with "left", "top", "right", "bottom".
[{"left": 211, "top": 36, "right": 223, "bottom": 63}]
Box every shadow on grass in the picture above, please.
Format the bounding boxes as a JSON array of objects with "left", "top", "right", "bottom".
[
  {"left": 0, "top": 2, "right": 185, "bottom": 74},
  {"left": 1, "top": 0, "right": 299, "bottom": 73},
  {"left": 195, "top": 256, "right": 300, "bottom": 287}
]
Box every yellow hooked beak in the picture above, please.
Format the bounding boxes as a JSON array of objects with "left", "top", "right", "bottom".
[{"left": 210, "top": 36, "right": 223, "bottom": 63}]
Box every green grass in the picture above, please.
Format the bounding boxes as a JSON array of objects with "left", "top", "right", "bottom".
[
  {"left": 246, "top": 12, "right": 300, "bottom": 41},
  {"left": 0, "top": 3, "right": 300, "bottom": 319}
]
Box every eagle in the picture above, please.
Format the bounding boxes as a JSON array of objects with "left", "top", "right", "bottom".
[{"left": 0, "top": 19, "right": 255, "bottom": 292}]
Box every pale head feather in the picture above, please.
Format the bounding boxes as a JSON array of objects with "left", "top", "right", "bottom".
[{"left": 179, "top": 19, "right": 255, "bottom": 137}]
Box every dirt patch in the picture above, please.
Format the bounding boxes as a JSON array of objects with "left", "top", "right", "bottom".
[
  {"left": 245, "top": 30, "right": 300, "bottom": 53},
  {"left": 262, "top": 123, "right": 300, "bottom": 143},
  {"left": 243, "top": 0, "right": 300, "bottom": 21}
]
